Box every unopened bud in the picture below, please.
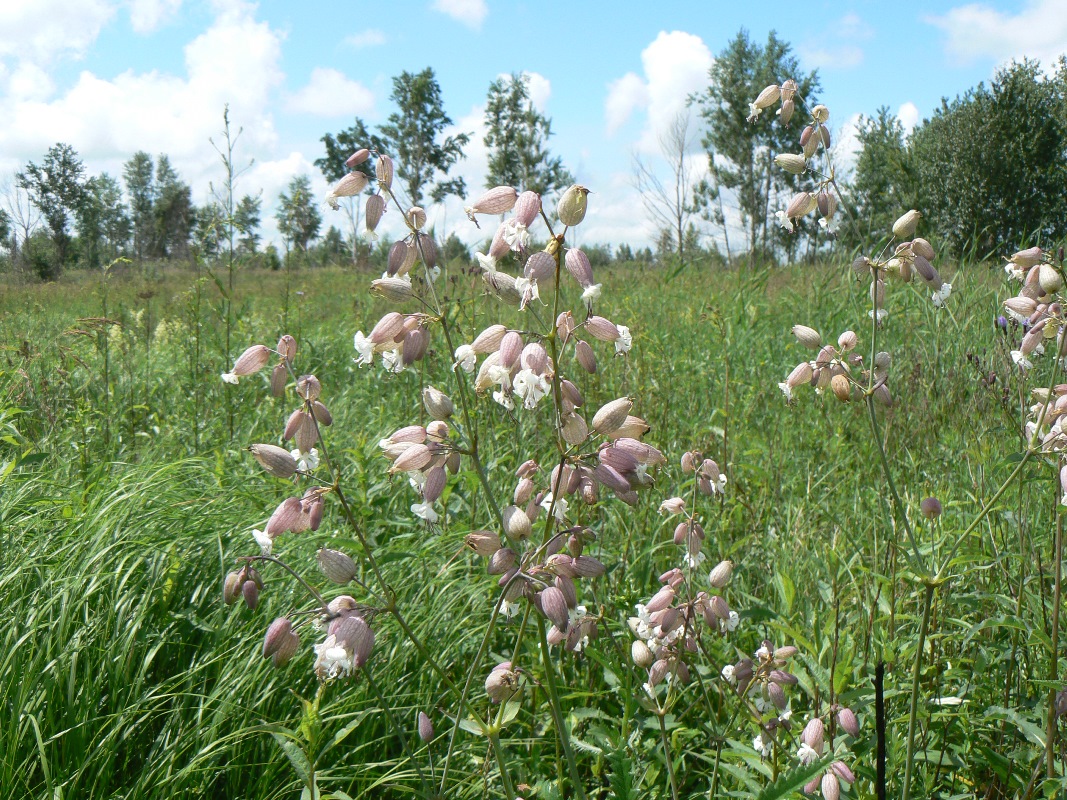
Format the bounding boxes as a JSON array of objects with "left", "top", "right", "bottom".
[
  {"left": 423, "top": 385, "right": 454, "bottom": 420},
  {"left": 263, "top": 617, "right": 293, "bottom": 658},
  {"left": 557, "top": 184, "right": 590, "bottom": 227},
  {"left": 708, "top": 560, "right": 733, "bottom": 588},
  {"left": 792, "top": 324, "right": 822, "bottom": 350},
  {"left": 920, "top": 496, "right": 942, "bottom": 519},
  {"left": 417, "top": 711, "right": 434, "bottom": 743},
  {"left": 774, "top": 153, "right": 807, "bottom": 175},
  {"left": 837, "top": 707, "right": 860, "bottom": 736},
  {"left": 250, "top": 443, "right": 298, "bottom": 478},
  {"left": 317, "top": 548, "right": 357, "bottom": 583},
  {"left": 893, "top": 209, "right": 921, "bottom": 239}
]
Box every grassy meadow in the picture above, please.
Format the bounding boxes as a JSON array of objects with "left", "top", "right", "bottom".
[{"left": 2, "top": 253, "right": 1060, "bottom": 799}]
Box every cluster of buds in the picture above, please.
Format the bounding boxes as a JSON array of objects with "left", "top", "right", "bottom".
[
  {"left": 353, "top": 311, "right": 433, "bottom": 373},
  {"left": 777, "top": 325, "right": 892, "bottom": 406},
  {"left": 465, "top": 516, "right": 605, "bottom": 652},
  {"left": 379, "top": 415, "right": 461, "bottom": 523},
  {"left": 747, "top": 79, "right": 799, "bottom": 124},
  {"left": 1000, "top": 248, "right": 1065, "bottom": 373},
  {"left": 797, "top": 711, "right": 860, "bottom": 799},
  {"left": 721, "top": 641, "right": 800, "bottom": 754},
  {"left": 312, "top": 595, "right": 376, "bottom": 681},
  {"left": 680, "top": 450, "right": 727, "bottom": 497},
  {"left": 324, "top": 148, "right": 392, "bottom": 239},
  {"left": 221, "top": 334, "right": 297, "bottom": 390},
  {"left": 224, "top": 564, "right": 264, "bottom": 609}
]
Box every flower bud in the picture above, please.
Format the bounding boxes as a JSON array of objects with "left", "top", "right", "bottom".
[
  {"left": 708, "top": 560, "right": 733, "bottom": 588},
  {"left": 565, "top": 248, "right": 595, "bottom": 287},
  {"left": 557, "top": 185, "right": 590, "bottom": 227},
  {"left": 911, "top": 237, "right": 935, "bottom": 260},
  {"left": 812, "top": 104, "right": 829, "bottom": 123},
  {"left": 223, "top": 570, "right": 242, "bottom": 604},
  {"left": 277, "top": 334, "right": 297, "bottom": 360},
  {"left": 540, "top": 586, "right": 570, "bottom": 631},
  {"left": 250, "top": 443, "right": 298, "bottom": 478},
  {"left": 416, "top": 233, "right": 437, "bottom": 270},
  {"left": 586, "top": 315, "right": 620, "bottom": 341},
  {"left": 1012, "top": 246, "right": 1044, "bottom": 267},
  {"left": 752, "top": 84, "right": 781, "bottom": 109},
  {"left": 778, "top": 98, "right": 794, "bottom": 124},
  {"left": 786, "top": 191, "right": 817, "bottom": 220},
  {"left": 774, "top": 153, "right": 807, "bottom": 175},
  {"left": 388, "top": 240, "right": 416, "bottom": 276},
  {"left": 466, "top": 186, "right": 518, "bottom": 221},
  {"left": 575, "top": 340, "right": 597, "bottom": 374},
  {"left": 513, "top": 190, "right": 542, "bottom": 227},
  {"left": 326, "top": 172, "right": 369, "bottom": 208},
  {"left": 231, "top": 345, "right": 271, "bottom": 377},
  {"left": 632, "top": 639, "right": 654, "bottom": 668},
  {"left": 920, "top": 496, "right": 942, "bottom": 519},
  {"left": 242, "top": 579, "right": 260, "bottom": 609},
  {"left": 423, "top": 385, "right": 454, "bottom": 420},
  {"left": 465, "top": 530, "right": 500, "bottom": 558},
  {"left": 791, "top": 324, "right": 822, "bottom": 350},
  {"left": 317, "top": 548, "right": 357, "bottom": 583},
  {"left": 525, "top": 250, "right": 555, "bottom": 282},
  {"left": 1039, "top": 263, "right": 1063, "bottom": 294},
  {"left": 472, "top": 324, "right": 507, "bottom": 353},
  {"left": 893, "top": 209, "right": 921, "bottom": 239},
  {"left": 346, "top": 149, "right": 370, "bottom": 168},
  {"left": 375, "top": 155, "right": 393, "bottom": 190},
  {"left": 502, "top": 505, "right": 532, "bottom": 541},
  {"left": 369, "top": 312, "right": 405, "bottom": 345},
  {"left": 407, "top": 206, "right": 427, "bottom": 230},
  {"left": 263, "top": 617, "right": 293, "bottom": 658},
  {"left": 272, "top": 631, "right": 299, "bottom": 667},
  {"left": 801, "top": 717, "right": 825, "bottom": 753},
  {"left": 417, "top": 711, "right": 434, "bottom": 743},
  {"left": 366, "top": 194, "right": 386, "bottom": 232},
  {"left": 837, "top": 330, "right": 858, "bottom": 351},
  {"left": 296, "top": 374, "right": 321, "bottom": 401},
  {"left": 485, "top": 663, "right": 519, "bottom": 703},
  {"left": 561, "top": 412, "right": 588, "bottom": 446},
  {"left": 836, "top": 707, "right": 860, "bottom": 737},
  {"left": 830, "top": 374, "right": 851, "bottom": 402},
  {"left": 571, "top": 555, "right": 606, "bottom": 578}
]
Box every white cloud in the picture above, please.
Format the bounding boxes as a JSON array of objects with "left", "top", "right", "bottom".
[
  {"left": 927, "top": 0, "right": 1067, "bottom": 67},
  {"left": 833, "top": 112, "right": 863, "bottom": 178},
  {"left": 603, "top": 31, "right": 712, "bottom": 151},
  {"left": 0, "top": 0, "right": 115, "bottom": 64},
  {"left": 799, "top": 45, "right": 865, "bottom": 70},
  {"left": 526, "top": 72, "right": 551, "bottom": 113},
  {"left": 897, "top": 101, "right": 919, "bottom": 134},
  {"left": 288, "top": 68, "right": 375, "bottom": 117},
  {"left": 799, "top": 13, "right": 871, "bottom": 70},
  {"left": 127, "top": 0, "right": 182, "bottom": 33},
  {"left": 344, "top": 29, "right": 386, "bottom": 48},
  {"left": 430, "top": 0, "right": 487, "bottom": 30}
]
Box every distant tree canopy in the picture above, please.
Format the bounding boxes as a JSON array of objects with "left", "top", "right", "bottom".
[{"left": 276, "top": 175, "right": 321, "bottom": 253}]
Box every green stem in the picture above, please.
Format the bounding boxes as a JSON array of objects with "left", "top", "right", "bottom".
[
  {"left": 1048, "top": 510, "right": 1063, "bottom": 779},
  {"left": 902, "top": 581, "right": 936, "bottom": 800},
  {"left": 537, "top": 617, "right": 587, "bottom": 800},
  {"left": 364, "top": 665, "right": 429, "bottom": 796},
  {"left": 487, "top": 730, "right": 518, "bottom": 799},
  {"left": 657, "top": 710, "right": 681, "bottom": 800}
]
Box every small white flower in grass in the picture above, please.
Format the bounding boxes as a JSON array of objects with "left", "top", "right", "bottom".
[
  {"left": 683, "top": 550, "right": 706, "bottom": 569},
  {"left": 252, "top": 528, "right": 272, "bottom": 555},
  {"left": 754, "top": 696, "right": 771, "bottom": 714},
  {"left": 314, "top": 634, "right": 353, "bottom": 680},
  {"left": 797, "top": 742, "right": 819, "bottom": 765},
  {"left": 409, "top": 471, "right": 426, "bottom": 493},
  {"left": 615, "top": 324, "right": 632, "bottom": 354},
  {"left": 753, "top": 734, "right": 772, "bottom": 757},
  {"left": 868, "top": 308, "right": 888, "bottom": 323},
  {"left": 746, "top": 103, "right": 762, "bottom": 123},
  {"left": 642, "top": 681, "right": 657, "bottom": 698},
  {"left": 775, "top": 209, "right": 794, "bottom": 232},
  {"left": 710, "top": 473, "right": 727, "bottom": 495},
  {"left": 778, "top": 382, "right": 794, "bottom": 401},
  {"left": 492, "top": 390, "right": 515, "bottom": 411},
  {"left": 411, "top": 501, "right": 439, "bottom": 523},
  {"left": 1005, "top": 263, "right": 1024, "bottom": 281},
  {"left": 381, "top": 348, "right": 404, "bottom": 374},
  {"left": 513, "top": 368, "right": 550, "bottom": 410},
  {"left": 541, "top": 491, "right": 568, "bottom": 522},
  {"left": 427, "top": 265, "right": 441, "bottom": 283},
  {"left": 291, "top": 448, "right": 319, "bottom": 472},
  {"left": 1011, "top": 350, "right": 1033, "bottom": 371},
  {"left": 454, "top": 344, "right": 476, "bottom": 373},
  {"left": 725, "top": 611, "right": 740, "bottom": 631},
  {"left": 819, "top": 216, "right": 839, "bottom": 235},
  {"left": 581, "top": 283, "right": 602, "bottom": 306},
  {"left": 353, "top": 332, "right": 374, "bottom": 366},
  {"left": 498, "top": 599, "right": 520, "bottom": 619},
  {"left": 932, "top": 283, "right": 952, "bottom": 307},
  {"left": 220, "top": 372, "right": 239, "bottom": 384},
  {"left": 475, "top": 252, "right": 497, "bottom": 273},
  {"left": 779, "top": 708, "right": 792, "bottom": 721},
  {"left": 721, "top": 664, "right": 736, "bottom": 683}
]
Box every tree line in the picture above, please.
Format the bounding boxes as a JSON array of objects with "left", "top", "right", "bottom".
[{"left": 4, "top": 35, "right": 1066, "bottom": 280}]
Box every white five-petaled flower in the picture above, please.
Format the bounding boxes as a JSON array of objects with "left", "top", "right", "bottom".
[
  {"left": 502, "top": 219, "right": 530, "bottom": 250},
  {"left": 475, "top": 252, "right": 498, "bottom": 273},
  {"left": 363, "top": 228, "right": 379, "bottom": 242},
  {"left": 291, "top": 448, "right": 320, "bottom": 472},
  {"left": 932, "top": 283, "right": 952, "bottom": 307},
  {"left": 454, "top": 344, "right": 476, "bottom": 373},
  {"left": 683, "top": 550, "right": 706, "bottom": 569},
  {"left": 513, "top": 368, "right": 551, "bottom": 409},
  {"left": 1011, "top": 350, "right": 1033, "bottom": 371},
  {"left": 353, "top": 331, "right": 374, "bottom": 366},
  {"left": 724, "top": 610, "right": 740, "bottom": 631},
  {"left": 426, "top": 265, "right": 441, "bottom": 283},
  {"left": 797, "top": 742, "right": 819, "bottom": 765},
  {"left": 498, "top": 599, "right": 520, "bottom": 619},
  {"left": 755, "top": 644, "right": 770, "bottom": 660},
  {"left": 721, "top": 664, "right": 736, "bottom": 683},
  {"left": 381, "top": 348, "right": 404, "bottom": 374},
  {"left": 753, "top": 734, "right": 772, "bottom": 757},
  {"left": 819, "top": 216, "right": 839, "bottom": 235},
  {"left": 220, "top": 372, "right": 239, "bottom": 384},
  {"left": 514, "top": 276, "right": 539, "bottom": 310},
  {"left": 868, "top": 308, "right": 889, "bottom": 323},
  {"left": 615, "top": 324, "right": 632, "bottom": 354},
  {"left": 778, "top": 382, "right": 794, "bottom": 401},
  {"left": 411, "top": 501, "right": 439, "bottom": 523},
  {"left": 581, "top": 284, "right": 602, "bottom": 306},
  {"left": 746, "top": 103, "right": 762, "bottom": 123},
  {"left": 775, "top": 209, "right": 794, "bottom": 232},
  {"left": 252, "top": 528, "right": 273, "bottom": 555},
  {"left": 492, "top": 389, "right": 515, "bottom": 411},
  {"left": 1005, "top": 263, "right": 1024, "bottom": 281},
  {"left": 314, "top": 634, "right": 354, "bottom": 680},
  {"left": 540, "top": 491, "right": 568, "bottom": 522}
]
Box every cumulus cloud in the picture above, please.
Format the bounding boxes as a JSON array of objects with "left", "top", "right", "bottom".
[
  {"left": 344, "top": 29, "right": 387, "bottom": 49},
  {"left": 430, "top": 0, "right": 487, "bottom": 30},
  {"left": 525, "top": 72, "right": 551, "bottom": 112},
  {"left": 0, "top": 0, "right": 115, "bottom": 64},
  {"left": 927, "top": 0, "right": 1067, "bottom": 67},
  {"left": 288, "top": 67, "right": 375, "bottom": 117},
  {"left": 799, "top": 13, "right": 872, "bottom": 71},
  {"left": 127, "top": 0, "right": 182, "bottom": 33},
  {"left": 897, "top": 101, "right": 919, "bottom": 134},
  {"left": 603, "top": 31, "right": 712, "bottom": 151}
]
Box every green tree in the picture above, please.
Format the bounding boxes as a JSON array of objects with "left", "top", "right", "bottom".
[
  {"left": 483, "top": 73, "right": 572, "bottom": 195},
  {"left": 0, "top": 208, "right": 10, "bottom": 253},
  {"left": 17, "top": 143, "right": 86, "bottom": 274},
  {"left": 234, "top": 194, "right": 262, "bottom": 255},
  {"left": 192, "top": 202, "right": 225, "bottom": 258},
  {"left": 123, "top": 151, "right": 155, "bottom": 262},
  {"left": 378, "top": 68, "right": 470, "bottom": 206},
  {"left": 910, "top": 59, "right": 1067, "bottom": 256},
  {"left": 276, "top": 175, "right": 321, "bottom": 253},
  {"left": 77, "top": 173, "right": 130, "bottom": 268},
  {"left": 838, "top": 107, "right": 915, "bottom": 250},
  {"left": 153, "top": 156, "right": 193, "bottom": 258},
  {"left": 693, "top": 29, "right": 819, "bottom": 261}
]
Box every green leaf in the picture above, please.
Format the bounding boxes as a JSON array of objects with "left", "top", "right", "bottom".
[{"left": 755, "top": 755, "right": 833, "bottom": 800}]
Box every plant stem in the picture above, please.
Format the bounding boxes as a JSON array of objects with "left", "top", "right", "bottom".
[
  {"left": 537, "top": 617, "right": 587, "bottom": 800},
  {"left": 488, "top": 730, "right": 518, "bottom": 799},
  {"left": 1048, "top": 510, "right": 1063, "bottom": 778},
  {"left": 902, "top": 581, "right": 936, "bottom": 800},
  {"left": 657, "top": 710, "right": 681, "bottom": 800}
]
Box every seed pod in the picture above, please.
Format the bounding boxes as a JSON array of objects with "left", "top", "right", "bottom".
[
  {"left": 472, "top": 324, "right": 507, "bottom": 354},
  {"left": 837, "top": 707, "right": 860, "bottom": 736},
  {"left": 817, "top": 190, "right": 837, "bottom": 219},
  {"left": 646, "top": 584, "right": 675, "bottom": 613},
  {"left": 801, "top": 718, "right": 825, "bottom": 753},
  {"left": 609, "top": 415, "right": 649, "bottom": 440},
  {"left": 485, "top": 664, "right": 519, "bottom": 703},
  {"left": 465, "top": 530, "right": 500, "bottom": 558},
  {"left": 423, "top": 386, "right": 454, "bottom": 420},
  {"left": 366, "top": 194, "right": 386, "bottom": 232},
  {"left": 407, "top": 206, "right": 427, "bottom": 230},
  {"left": 250, "top": 444, "right": 298, "bottom": 478},
  {"left": 831, "top": 761, "right": 856, "bottom": 784},
  {"left": 599, "top": 445, "right": 639, "bottom": 474},
  {"left": 821, "top": 773, "right": 840, "bottom": 800},
  {"left": 502, "top": 505, "right": 532, "bottom": 541},
  {"left": 371, "top": 276, "right": 414, "bottom": 301},
  {"left": 525, "top": 250, "right": 555, "bottom": 282},
  {"left": 593, "top": 463, "right": 631, "bottom": 494},
  {"left": 767, "top": 681, "right": 787, "bottom": 710},
  {"left": 416, "top": 233, "right": 437, "bottom": 270},
  {"left": 571, "top": 555, "right": 606, "bottom": 578},
  {"left": 773, "top": 645, "right": 798, "bottom": 661},
  {"left": 774, "top": 153, "right": 807, "bottom": 174},
  {"left": 466, "top": 186, "right": 518, "bottom": 220},
  {"left": 560, "top": 379, "right": 584, "bottom": 408},
  {"left": 709, "top": 595, "right": 731, "bottom": 624},
  {"left": 296, "top": 374, "right": 321, "bottom": 401},
  {"left": 752, "top": 83, "right": 781, "bottom": 109},
  {"left": 708, "top": 560, "right": 733, "bottom": 588},
  {"left": 557, "top": 184, "right": 590, "bottom": 227},
  {"left": 575, "top": 340, "right": 597, "bottom": 373},
  {"left": 514, "top": 190, "right": 542, "bottom": 226},
  {"left": 561, "top": 412, "right": 588, "bottom": 445},
  {"left": 911, "top": 237, "right": 935, "bottom": 260},
  {"left": 318, "top": 548, "right": 357, "bottom": 583},
  {"left": 801, "top": 125, "right": 819, "bottom": 158},
  {"left": 488, "top": 547, "right": 518, "bottom": 576},
  {"left": 310, "top": 400, "right": 332, "bottom": 426},
  {"left": 791, "top": 324, "right": 821, "bottom": 350},
  {"left": 564, "top": 248, "right": 595, "bottom": 287},
  {"left": 391, "top": 443, "right": 432, "bottom": 474},
  {"left": 417, "top": 711, "right": 434, "bottom": 743},
  {"left": 632, "top": 639, "right": 654, "bottom": 668},
  {"left": 592, "top": 397, "right": 634, "bottom": 436},
  {"left": 585, "top": 315, "right": 620, "bottom": 341},
  {"left": 1012, "top": 246, "right": 1044, "bottom": 267},
  {"left": 270, "top": 364, "right": 287, "bottom": 397},
  {"left": 778, "top": 98, "right": 795, "bottom": 124},
  {"left": 346, "top": 148, "right": 370, "bottom": 168},
  {"left": 893, "top": 209, "right": 921, "bottom": 239},
  {"left": 1040, "top": 263, "right": 1063, "bottom": 293},
  {"left": 375, "top": 155, "right": 393, "bottom": 190},
  {"left": 520, "top": 342, "right": 547, "bottom": 373},
  {"left": 830, "top": 374, "right": 851, "bottom": 402},
  {"left": 920, "top": 497, "right": 942, "bottom": 519}
]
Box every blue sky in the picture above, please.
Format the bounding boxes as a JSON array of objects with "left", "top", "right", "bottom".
[{"left": 1, "top": 0, "right": 1063, "bottom": 250}]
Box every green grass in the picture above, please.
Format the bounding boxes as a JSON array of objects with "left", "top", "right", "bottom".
[{"left": 1, "top": 257, "right": 1062, "bottom": 799}]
